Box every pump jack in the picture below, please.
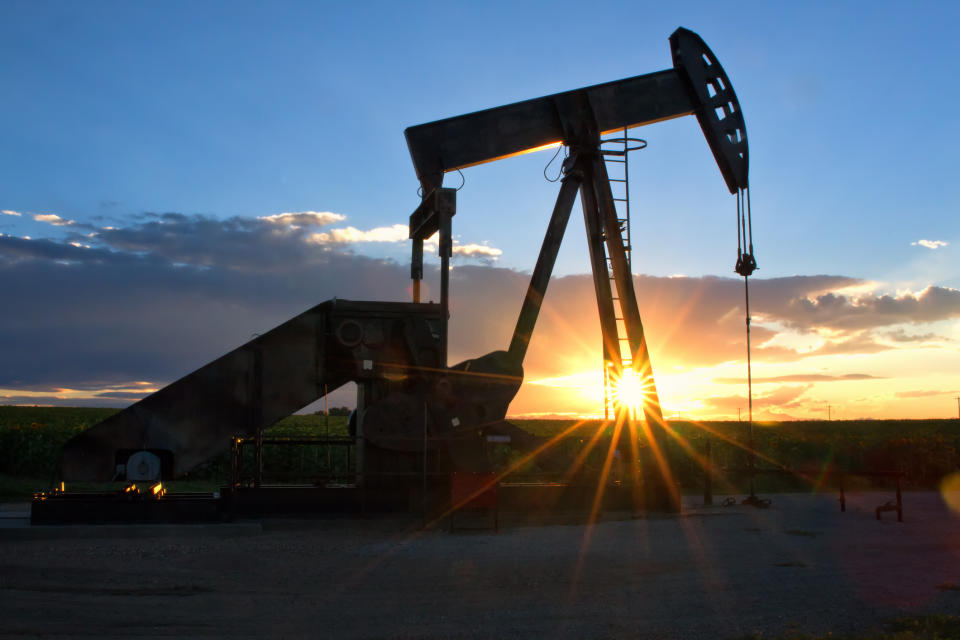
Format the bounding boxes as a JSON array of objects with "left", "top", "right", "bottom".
[{"left": 56, "top": 28, "right": 750, "bottom": 515}]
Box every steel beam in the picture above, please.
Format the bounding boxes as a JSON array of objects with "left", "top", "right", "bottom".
[
  {"left": 405, "top": 27, "right": 748, "bottom": 195},
  {"left": 591, "top": 154, "right": 665, "bottom": 425},
  {"left": 405, "top": 69, "right": 692, "bottom": 190},
  {"left": 508, "top": 160, "right": 583, "bottom": 363}
]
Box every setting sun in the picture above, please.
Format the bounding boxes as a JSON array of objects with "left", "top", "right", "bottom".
[{"left": 611, "top": 368, "right": 648, "bottom": 416}]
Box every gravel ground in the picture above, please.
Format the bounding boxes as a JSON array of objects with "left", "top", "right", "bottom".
[{"left": 1, "top": 491, "right": 959, "bottom": 639}]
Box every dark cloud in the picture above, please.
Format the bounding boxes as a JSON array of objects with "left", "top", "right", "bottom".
[
  {"left": 676, "top": 276, "right": 960, "bottom": 338},
  {"left": 0, "top": 236, "right": 131, "bottom": 265},
  {"left": 4, "top": 213, "right": 960, "bottom": 412},
  {"left": 0, "top": 247, "right": 412, "bottom": 389},
  {"left": 885, "top": 328, "right": 940, "bottom": 343},
  {"left": 776, "top": 286, "right": 960, "bottom": 332},
  {"left": 78, "top": 212, "right": 329, "bottom": 271},
  {"left": 0, "top": 380, "right": 156, "bottom": 393}
]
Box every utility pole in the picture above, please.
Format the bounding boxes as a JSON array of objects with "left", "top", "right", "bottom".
[
  {"left": 828, "top": 404, "right": 832, "bottom": 421},
  {"left": 956, "top": 396, "right": 959, "bottom": 420}
]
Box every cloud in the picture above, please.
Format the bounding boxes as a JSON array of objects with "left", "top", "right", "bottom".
[
  {"left": 0, "top": 235, "right": 125, "bottom": 265},
  {"left": 713, "top": 373, "right": 883, "bottom": 384},
  {"left": 774, "top": 285, "right": 960, "bottom": 332},
  {"left": 2, "top": 210, "right": 22, "bottom": 217},
  {"left": 258, "top": 211, "right": 345, "bottom": 228},
  {"left": 308, "top": 224, "right": 409, "bottom": 244},
  {"left": 0, "top": 246, "right": 414, "bottom": 390},
  {"left": 807, "top": 332, "right": 892, "bottom": 356},
  {"left": 0, "top": 380, "right": 158, "bottom": 407},
  {"left": 4, "top": 381, "right": 157, "bottom": 393},
  {"left": 85, "top": 212, "right": 369, "bottom": 271},
  {"left": 3, "top": 213, "right": 960, "bottom": 417},
  {"left": 894, "top": 389, "right": 955, "bottom": 398},
  {"left": 452, "top": 243, "right": 503, "bottom": 258},
  {"left": 94, "top": 391, "right": 151, "bottom": 400},
  {"left": 34, "top": 213, "right": 74, "bottom": 226},
  {"left": 912, "top": 239, "right": 949, "bottom": 250},
  {"left": 0, "top": 395, "right": 129, "bottom": 408},
  {"left": 698, "top": 384, "right": 813, "bottom": 418},
  {"left": 884, "top": 328, "right": 939, "bottom": 343},
  {"left": 306, "top": 224, "right": 503, "bottom": 263}
]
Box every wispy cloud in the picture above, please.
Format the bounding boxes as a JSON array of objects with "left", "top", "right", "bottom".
[
  {"left": 1, "top": 209, "right": 22, "bottom": 217},
  {"left": 894, "top": 389, "right": 955, "bottom": 398},
  {"left": 698, "top": 384, "right": 814, "bottom": 418},
  {"left": 713, "top": 373, "right": 883, "bottom": 384},
  {"left": 912, "top": 239, "right": 949, "bottom": 250}
]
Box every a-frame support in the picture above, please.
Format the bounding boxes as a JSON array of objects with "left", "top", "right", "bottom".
[{"left": 504, "top": 130, "right": 677, "bottom": 510}]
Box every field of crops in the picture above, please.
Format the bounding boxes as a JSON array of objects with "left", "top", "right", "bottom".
[{"left": 2, "top": 405, "right": 959, "bottom": 498}]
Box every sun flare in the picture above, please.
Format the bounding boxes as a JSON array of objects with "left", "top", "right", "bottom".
[{"left": 611, "top": 369, "right": 648, "bottom": 415}]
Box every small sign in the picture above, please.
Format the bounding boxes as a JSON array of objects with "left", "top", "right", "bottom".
[
  {"left": 363, "top": 359, "right": 373, "bottom": 370},
  {"left": 486, "top": 435, "right": 511, "bottom": 443}
]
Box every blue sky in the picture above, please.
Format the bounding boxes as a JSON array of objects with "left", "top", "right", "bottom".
[
  {"left": 2, "top": 1, "right": 959, "bottom": 418},
  {"left": 4, "top": 1, "right": 957, "bottom": 281}
]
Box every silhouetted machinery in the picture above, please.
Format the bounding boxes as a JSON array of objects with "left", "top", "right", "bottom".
[{"left": 53, "top": 27, "right": 750, "bottom": 517}]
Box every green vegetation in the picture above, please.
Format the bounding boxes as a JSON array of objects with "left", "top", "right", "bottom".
[
  {"left": 2, "top": 406, "right": 959, "bottom": 499},
  {"left": 513, "top": 418, "right": 960, "bottom": 493},
  {"left": 0, "top": 406, "right": 118, "bottom": 478},
  {"left": 0, "top": 406, "right": 350, "bottom": 498}
]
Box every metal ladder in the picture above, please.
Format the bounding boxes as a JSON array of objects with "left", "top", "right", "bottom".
[{"left": 600, "top": 128, "right": 646, "bottom": 419}]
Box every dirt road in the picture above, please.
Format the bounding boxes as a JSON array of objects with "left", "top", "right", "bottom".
[{"left": 2, "top": 492, "right": 959, "bottom": 638}]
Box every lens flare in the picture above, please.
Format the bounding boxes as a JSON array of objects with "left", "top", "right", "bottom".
[{"left": 941, "top": 472, "right": 960, "bottom": 514}]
